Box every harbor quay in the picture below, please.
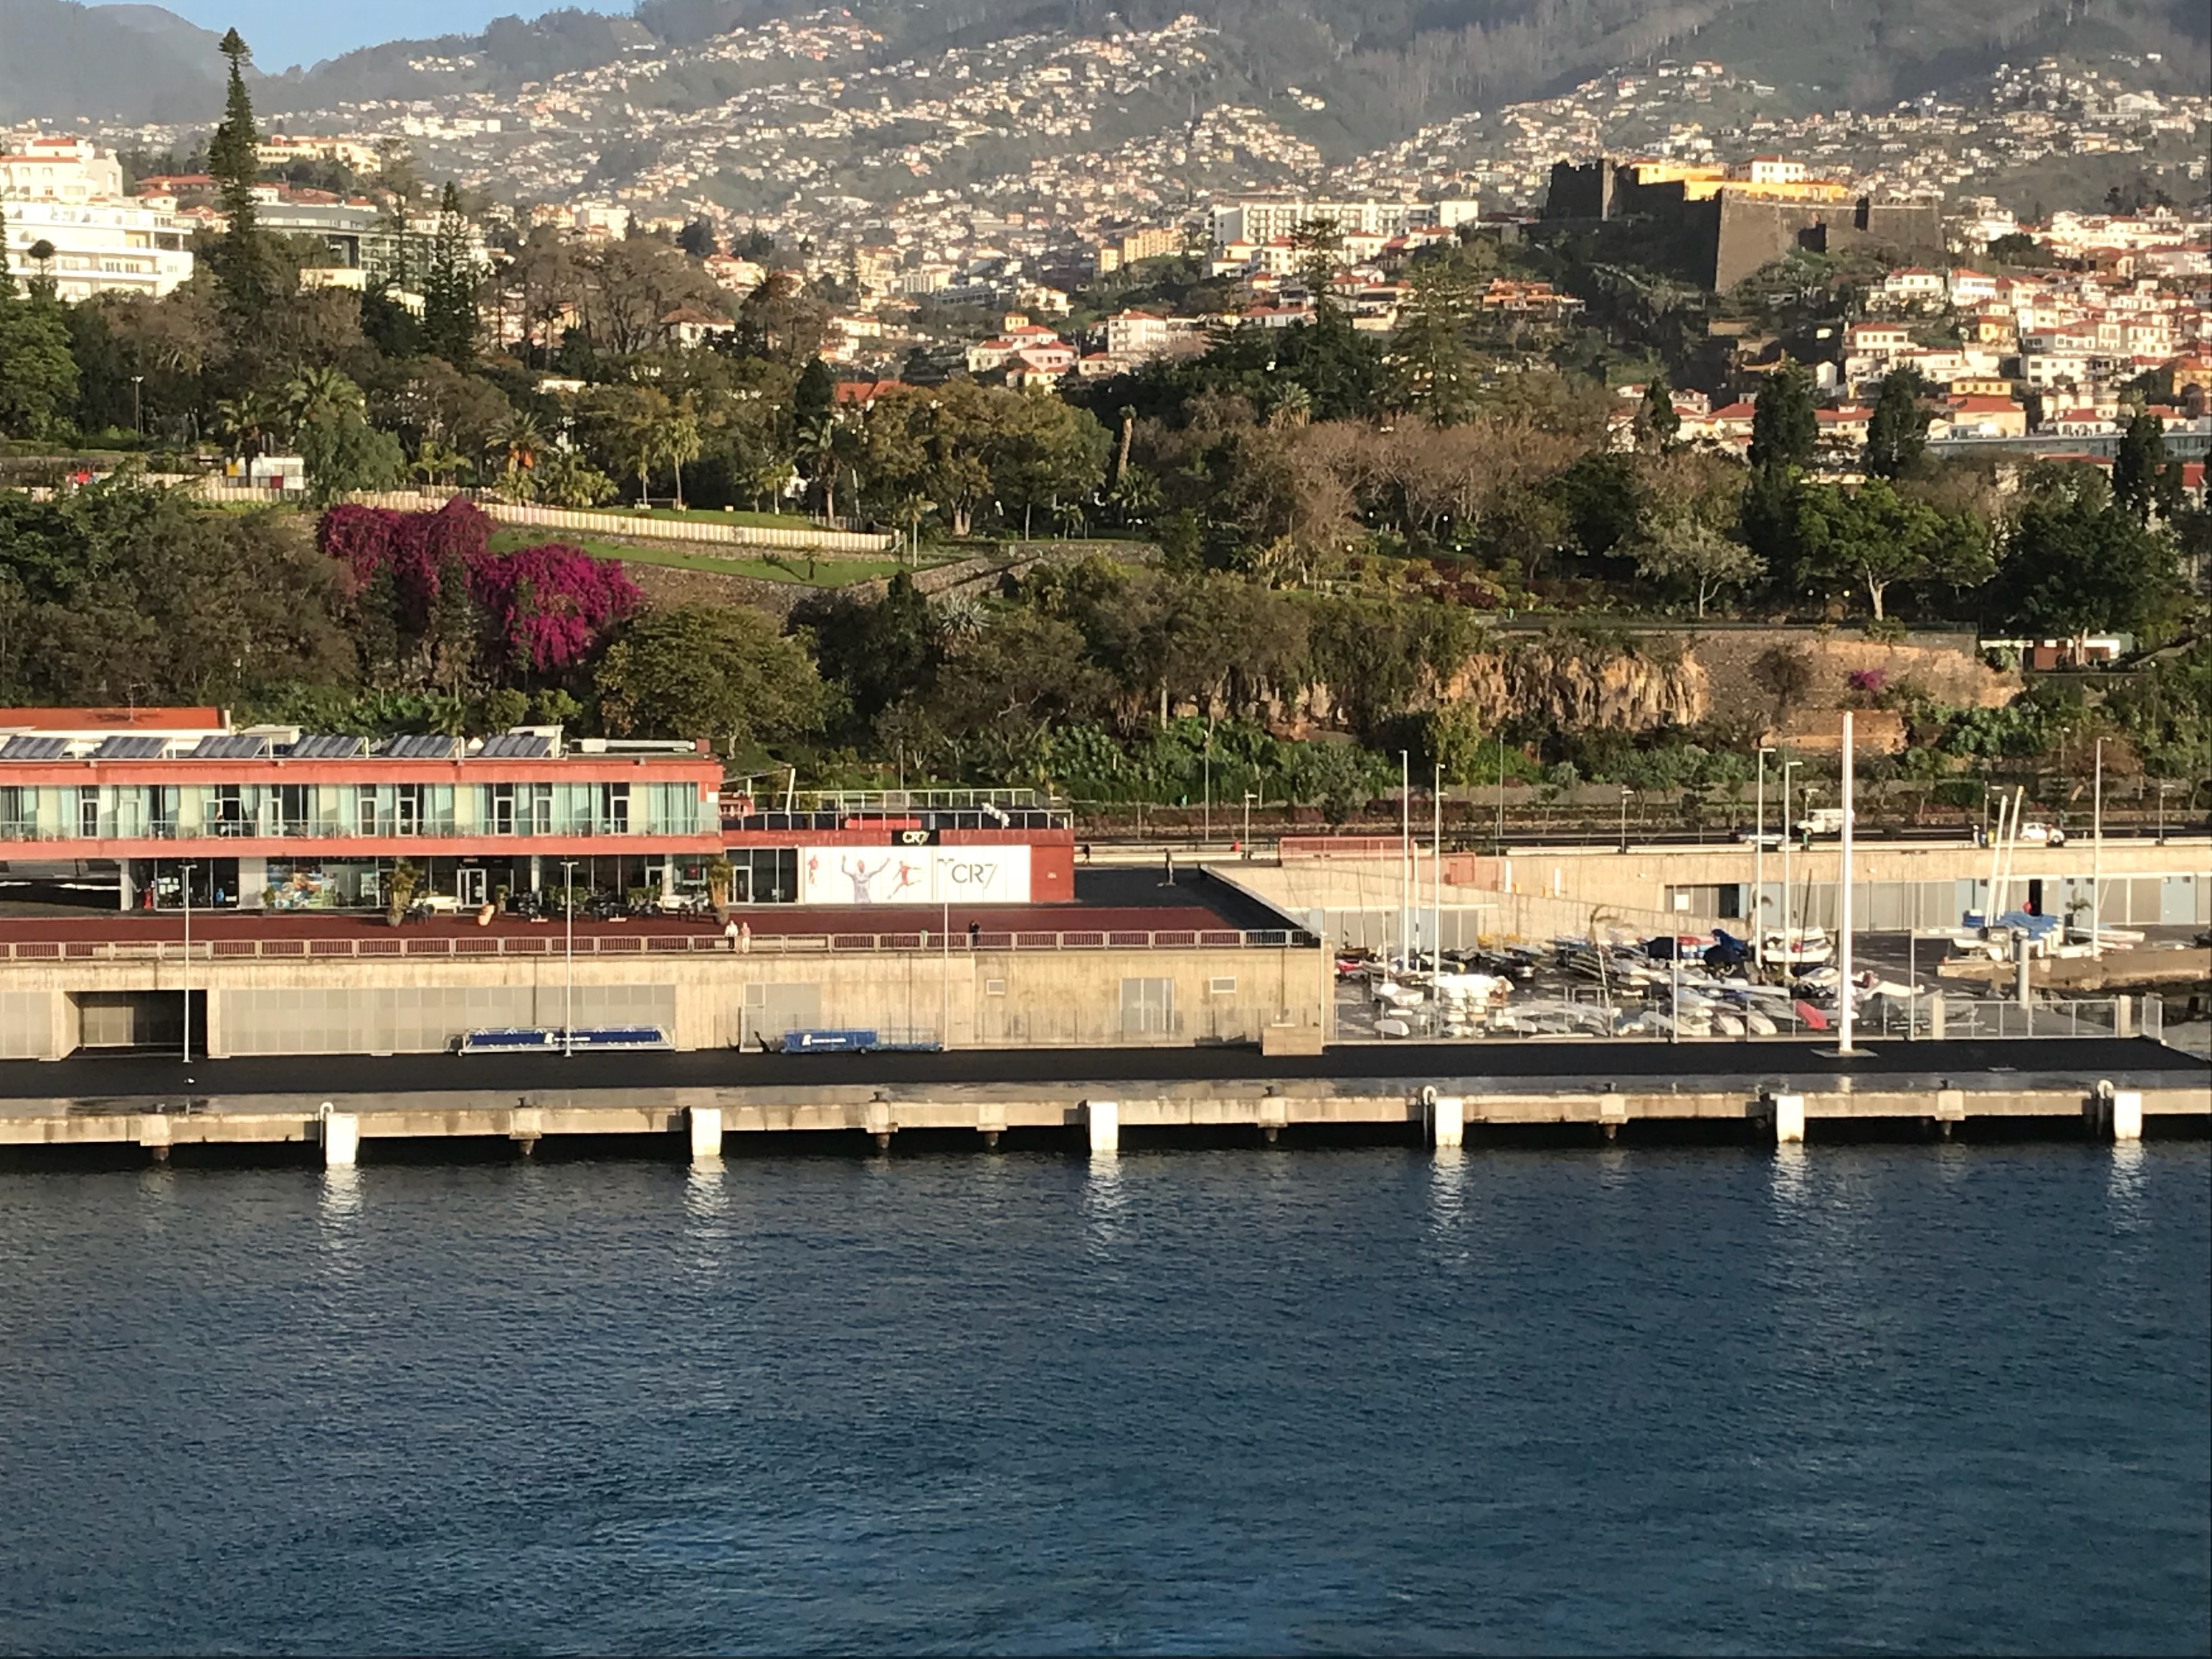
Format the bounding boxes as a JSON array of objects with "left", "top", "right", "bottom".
[{"left": 0, "top": 1038, "right": 2201, "bottom": 1166}]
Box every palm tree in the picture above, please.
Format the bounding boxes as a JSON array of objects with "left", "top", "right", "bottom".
[
  {"left": 213, "top": 388, "right": 279, "bottom": 461},
  {"left": 651, "top": 396, "right": 702, "bottom": 512},
  {"left": 283, "top": 366, "right": 364, "bottom": 452},
  {"left": 411, "top": 437, "right": 465, "bottom": 488},
  {"left": 597, "top": 387, "right": 669, "bottom": 507},
  {"left": 748, "top": 458, "right": 792, "bottom": 515},
  {"left": 1106, "top": 465, "right": 1161, "bottom": 527},
  {"left": 491, "top": 409, "right": 545, "bottom": 498},
  {"left": 793, "top": 410, "right": 843, "bottom": 522}
]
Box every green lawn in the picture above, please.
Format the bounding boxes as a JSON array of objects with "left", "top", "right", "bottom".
[{"left": 487, "top": 529, "right": 917, "bottom": 587}]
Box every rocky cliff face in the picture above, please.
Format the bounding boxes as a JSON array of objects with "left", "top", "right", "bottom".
[
  {"left": 1275, "top": 638, "right": 1708, "bottom": 736},
  {"left": 1458, "top": 641, "right": 1709, "bottom": 731}
]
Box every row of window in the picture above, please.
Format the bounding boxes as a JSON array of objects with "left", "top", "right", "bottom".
[{"left": 0, "top": 782, "right": 715, "bottom": 841}]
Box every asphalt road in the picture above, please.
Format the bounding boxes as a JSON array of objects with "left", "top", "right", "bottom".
[{"left": 4, "top": 1036, "right": 2198, "bottom": 1103}]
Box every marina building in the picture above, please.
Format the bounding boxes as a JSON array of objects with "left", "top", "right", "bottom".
[{"left": 0, "top": 709, "right": 1074, "bottom": 914}]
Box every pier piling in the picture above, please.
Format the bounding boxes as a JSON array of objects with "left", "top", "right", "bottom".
[
  {"left": 687, "top": 1106, "right": 723, "bottom": 1163},
  {"left": 321, "top": 1107, "right": 360, "bottom": 1168},
  {"left": 1428, "top": 1093, "right": 1464, "bottom": 1150},
  {"left": 1085, "top": 1099, "right": 1119, "bottom": 1156},
  {"left": 1772, "top": 1093, "right": 1806, "bottom": 1146}
]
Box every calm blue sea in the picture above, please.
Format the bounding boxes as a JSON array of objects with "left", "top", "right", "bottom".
[{"left": 1, "top": 1142, "right": 2205, "bottom": 1655}]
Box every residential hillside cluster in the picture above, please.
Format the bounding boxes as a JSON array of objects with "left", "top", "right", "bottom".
[{"left": 5, "top": 114, "right": 2205, "bottom": 454}]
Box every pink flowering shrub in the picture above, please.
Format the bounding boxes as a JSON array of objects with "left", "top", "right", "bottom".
[
  {"left": 469, "top": 543, "right": 641, "bottom": 674},
  {"left": 318, "top": 501, "right": 632, "bottom": 675}
]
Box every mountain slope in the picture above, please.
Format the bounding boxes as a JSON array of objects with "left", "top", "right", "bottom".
[
  {"left": 0, "top": 0, "right": 229, "bottom": 122},
  {"left": 4, "top": 0, "right": 2204, "bottom": 132}
]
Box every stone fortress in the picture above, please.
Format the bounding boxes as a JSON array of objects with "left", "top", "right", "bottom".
[{"left": 1544, "top": 155, "right": 1946, "bottom": 291}]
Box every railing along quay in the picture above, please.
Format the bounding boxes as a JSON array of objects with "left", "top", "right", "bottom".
[{"left": 0, "top": 928, "right": 1316, "bottom": 964}]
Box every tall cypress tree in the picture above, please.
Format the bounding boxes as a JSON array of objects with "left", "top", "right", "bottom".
[{"left": 1747, "top": 361, "right": 1818, "bottom": 476}]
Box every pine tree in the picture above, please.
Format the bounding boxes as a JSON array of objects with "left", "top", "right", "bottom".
[
  {"left": 205, "top": 29, "right": 276, "bottom": 322},
  {"left": 420, "top": 182, "right": 479, "bottom": 366},
  {"left": 1387, "top": 260, "right": 1477, "bottom": 425}
]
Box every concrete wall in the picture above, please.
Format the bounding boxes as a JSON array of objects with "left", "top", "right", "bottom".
[{"left": 0, "top": 944, "right": 1330, "bottom": 1058}]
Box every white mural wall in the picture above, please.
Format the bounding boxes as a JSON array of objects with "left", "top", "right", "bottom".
[{"left": 796, "top": 845, "right": 1032, "bottom": 906}]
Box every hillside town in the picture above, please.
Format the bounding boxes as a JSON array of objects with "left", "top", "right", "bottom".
[{"left": 7, "top": 61, "right": 2205, "bottom": 447}]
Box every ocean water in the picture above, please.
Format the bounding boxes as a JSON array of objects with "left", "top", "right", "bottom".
[{"left": 0, "top": 1142, "right": 2205, "bottom": 1655}]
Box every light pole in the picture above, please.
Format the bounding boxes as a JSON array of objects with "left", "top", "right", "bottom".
[
  {"left": 131, "top": 375, "right": 144, "bottom": 439},
  {"left": 2090, "top": 737, "right": 2103, "bottom": 959},
  {"left": 1617, "top": 786, "right": 1632, "bottom": 855},
  {"left": 1837, "top": 711, "right": 1856, "bottom": 1055},
  {"left": 179, "top": 860, "right": 195, "bottom": 1063},
  {"left": 2156, "top": 780, "right": 2171, "bottom": 846},
  {"left": 1242, "top": 790, "right": 1256, "bottom": 850},
  {"left": 1779, "top": 760, "right": 1801, "bottom": 978},
  {"left": 1495, "top": 729, "right": 1506, "bottom": 851},
  {"left": 1399, "top": 748, "right": 1411, "bottom": 967},
  {"left": 1754, "top": 745, "right": 1775, "bottom": 973},
  {"left": 561, "top": 858, "right": 577, "bottom": 1056},
  {"left": 1202, "top": 730, "right": 1211, "bottom": 846},
  {"left": 1432, "top": 762, "right": 1443, "bottom": 969}
]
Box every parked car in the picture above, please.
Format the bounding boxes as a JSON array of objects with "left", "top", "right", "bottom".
[
  {"left": 2015, "top": 820, "right": 2067, "bottom": 846},
  {"left": 1733, "top": 825, "right": 1784, "bottom": 850}
]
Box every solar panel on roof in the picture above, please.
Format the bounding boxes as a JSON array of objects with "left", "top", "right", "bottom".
[
  {"left": 0, "top": 736, "right": 69, "bottom": 760},
  {"left": 478, "top": 734, "right": 552, "bottom": 759},
  {"left": 386, "top": 734, "right": 460, "bottom": 759},
  {"left": 93, "top": 736, "right": 168, "bottom": 759},
  {"left": 288, "top": 734, "right": 365, "bottom": 759},
  {"left": 189, "top": 735, "right": 271, "bottom": 759}
]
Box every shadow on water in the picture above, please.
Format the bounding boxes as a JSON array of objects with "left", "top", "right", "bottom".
[{"left": 0, "top": 1113, "right": 2200, "bottom": 1173}]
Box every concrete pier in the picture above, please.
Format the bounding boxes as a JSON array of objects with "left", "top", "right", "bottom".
[{"left": 0, "top": 1071, "right": 2200, "bottom": 1166}]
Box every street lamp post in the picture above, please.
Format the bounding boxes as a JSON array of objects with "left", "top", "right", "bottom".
[
  {"left": 1618, "top": 786, "right": 1632, "bottom": 855},
  {"left": 1754, "top": 746, "right": 1775, "bottom": 973},
  {"left": 1242, "top": 790, "right": 1256, "bottom": 851},
  {"left": 1779, "top": 760, "right": 1801, "bottom": 981},
  {"left": 561, "top": 859, "right": 577, "bottom": 1056},
  {"left": 1202, "top": 728, "right": 1211, "bottom": 846},
  {"left": 131, "top": 375, "right": 144, "bottom": 439},
  {"left": 179, "top": 860, "right": 195, "bottom": 1062}
]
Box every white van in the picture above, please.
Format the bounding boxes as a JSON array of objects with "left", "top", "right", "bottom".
[{"left": 1792, "top": 807, "right": 1849, "bottom": 837}]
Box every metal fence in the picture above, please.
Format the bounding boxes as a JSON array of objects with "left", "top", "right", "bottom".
[{"left": 0, "top": 927, "right": 1318, "bottom": 964}]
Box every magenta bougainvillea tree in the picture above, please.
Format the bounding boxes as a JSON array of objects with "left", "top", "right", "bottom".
[
  {"left": 469, "top": 543, "right": 641, "bottom": 675},
  {"left": 318, "top": 500, "right": 634, "bottom": 678}
]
